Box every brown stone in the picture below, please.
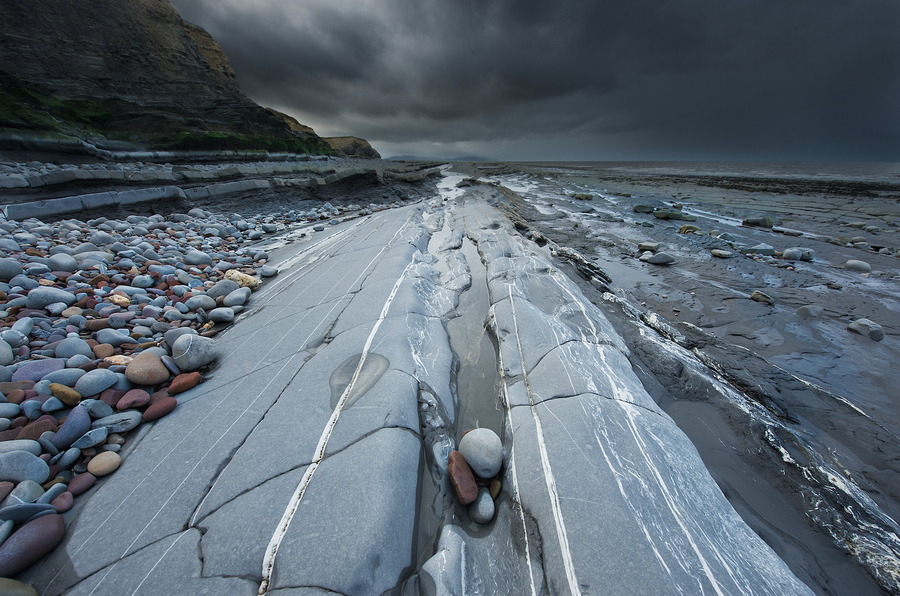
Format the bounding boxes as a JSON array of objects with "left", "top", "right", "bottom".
[
  {"left": 168, "top": 372, "right": 201, "bottom": 395},
  {"left": 0, "top": 429, "right": 20, "bottom": 441},
  {"left": 5, "top": 389, "right": 26, "bottom": 404},
  {"left": 99, "top": 388, "right": 126, "bottom": 407},
  {"left": 124, "top": 352, "right": 169, "bottom": 386},
  {"left": 61, "top": 306, "right": 83, "bottom": 318},
  {"left": 87, "top": 451, "right": 121, "bottom": 476},
  {"left": 0, "top": 381, "right": 35, "bottom": 397},
  {"left": 67, "top": 473, "right": 96, "bottom": 496},
  {"left": 143, "top": 397, "right": 177, "bottom": 422},
  {"left": 52, "top": 491, "right": 74, "bottom": 513},
  {"left": 16, "top": 419, "right": 57, "bottom": 441},
  {"left": 0, "top": 514, "right": 66, "bottom": 577},
  {"left": 49, "top": 383, "right": 82, "bottom": 406},
  {"left": 92, "top": 343, "right": 115, "bottom": 359},
  {"left": 116, "top": 389, "right": 151, "bottom": 410},
  {"left": 42, "top": 477, "right": 65, "bottom": 491},
  {"left": 84, "top": 318, "right": 110, "bottom": 331},
  {"left": 148, "top": 389, "right": 171, "bottom": 405},
  {"left": 0, "top": 577, "right": 38, "bottom": 596},
  {"left": 108, "top": 294, "right": 131, "bottom": 307},
  {"left": 447, "top": 451, "right": 478, "bottom": 505},
  {"left": 0, "top": 481, "right": 13, "bottom": 502}
]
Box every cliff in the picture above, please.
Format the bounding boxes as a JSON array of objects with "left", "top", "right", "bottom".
[
  {"left": 0, "top": 0, "right": 340, "bottom": 154},
  {"left": 324, "top": 136, "right": 382, "bottom": 159}
]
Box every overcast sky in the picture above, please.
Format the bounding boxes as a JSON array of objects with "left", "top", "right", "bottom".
[{"left": 170, "top": 0, "right": 899, "bottom": 161}]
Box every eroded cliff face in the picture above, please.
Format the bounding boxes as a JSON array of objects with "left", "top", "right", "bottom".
[
  {"left": 0, "top": 0, "right": 335, "bottom": 153},
  {"left": 324, "top": 136, "right": 382, "bottom": 159}
]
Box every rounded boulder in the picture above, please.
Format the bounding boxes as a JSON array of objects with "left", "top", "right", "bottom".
[
  {"left": 124, "top": 352, "right": 170, "bottom": 386},
  {"left": 458, "top": 428, "right": 503, "bottom": 479},
  {"left": 25, "top": 287, "right": 76, "bottom": 310},
  {"left": 172, "top": 334, "right": 217, "bottom": 371}
]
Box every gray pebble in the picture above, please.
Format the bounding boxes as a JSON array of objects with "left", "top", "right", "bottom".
[
  {"left": 71, "top": 426, "right": 109, "bottom": 449},
  {"left": 848, "top": 318, "right": 884, "bottom": 341},
  {"left": 468, "top": 487, "right": 495, "bottom": 524},
  {"left": 91, "top": 410, "right": 143, "bottom": 433},
  {"left": 0, "top": 450, "right": 50, "bottom": 484},
  {"left": 73, "top": 368, "right": 119, "bottom": 397}
]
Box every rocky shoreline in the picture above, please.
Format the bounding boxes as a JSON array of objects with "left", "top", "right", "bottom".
[
  {"left": 0, "top": 157, "right": 897, "bottom": 594},
  {"left": 470, "top": 161, "right": 900, "bottom": 595},
  {"left": 0, "top": 160, "right": 443, "bottom": 592}
]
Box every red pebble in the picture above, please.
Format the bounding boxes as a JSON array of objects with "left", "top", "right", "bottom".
[
  {"left": 143, "top": 397, "right": 177, "bottom": 422},
  {"left": 52, "top": 492, "right": 74, "bottom": 513},
  {"left": 67, "top": 473, "right": 96, "bottom": 497},
  {"left": 447, "top": 451, "right": 479, "bottom": 505},
  {"left": 0, "top": 514, "right": 66, "bottom": 577},
  {"left": 168, "top": 372, "right": 201, "bottom": 395},
  {"left": 116, "top": 389, "right": 151, "bottom": 410}
]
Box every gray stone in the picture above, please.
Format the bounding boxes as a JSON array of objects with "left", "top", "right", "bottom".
[
  {"left": 185, "top": 295, "right": 217, "bottom": 311},
  {"left": 73, "top": 368, "right": 119, "bottom": 397},
  {"left": 0, "top": 502, "right": 55, "bottom": 525},
  {"left": 0, "top": 259, "right": 23, "bottom": 282},
  {"left": 0, "top": 441, "right": 41, "bottom": 457},
  {"left": 95, "top": 328, "right": 138, "bottom": 347},
  {"left": 468, "top": 487, "right": 495, "bottom": 524},
  {"left": 42, "top": 368, "right": 86, "bottom": 387},
  {"left": 54, "top": 447, "right": 81, "bottom": 470},
  {"left": 458, "top": 428, "right": 503, "bottom": 478},
  {"left": 0, "top": 451, "right": 49, "bottom": 484},
  {"left": 25, "top": 287, "right": 76, "bottom": 309},
  {"left": 184, "top": 250, "right": 212, "bottom": 265},
  {"left": 743, "top": 215, "right": 774, "bottom": 228},
  {"left": 797, "top": 305, "right": 824, "bottom": 318},
  {"left": 223, "top": 287, "right": 251, "bottom": 307},
  {"left": 418, "top": 525, "right": 465, "bottom": 596},
  {"left": 848, "top": 318, "right": 885, "bottom": 341},
  {"left": 132, "top": 275, "right": 154, "bottom": 288},
  {"left": 36, "top": 483, "right": 67, "bottom": 505},
  {"left": 91, "top": 410, "right": 143, "bottom": 433},
  {"left": 647, "top": 252, "right": 675, "bottom": 265},
  {"left": 172, "top": 334, "right": 218, "bottom": 371},
  {"left": 1, "top": 331, "right": 26, "bottom": 349},
  {"left": 845, "top": 260, "right": 872, "bottom": 273},
  {"left": 90, "top": 231, "right": 115, "bottom": 245},
  {"left": 80, "top": 399, "right": 114, "bottom": 419},
  {"left": 637, "top": 241, "right": 660, "bottom": 252},
  {"left": 208, "top": 307, "right": 235, "bottom": 323},
  {"left": 71, "top": 426, "right": 109, "bottom": 449},
  {"left": 48, "top": 253, "right": 78, "bottom": 272},
  {"left": 260, "top": 265, "right": 278, "bottom": 277},
  {"left": 40, "top": 397, "right": 65, "bottom": 413},
  {"left": 0, "top": 403, "right": 20, "bottom": 418},
  {"left": 711, "top": 249, "right": 733, "bottom": 258},
  {"left": 52, "top": 404, "right": 92, "bottom": 450},
  {"left": 0, "top": 480, "right": 45, "bottom": 509},
  {"left": 206, "top": 279, "right": 240, "bottom": 299},
  {"left": 11, "top": 359, "right": 65, "bottom": 382},
  {"left": 748, "top": 243, "right": 776, "bottom": 256},
  {"left": 11, "top": 318, "right": 34, "bottom": 337},
  {"left": 782, "top": 248, "right": 803, "bottom": 261},
  {"left": 164, "top": 328, "right": 197, "bottom": 348},
  {"left": 53, "top": 337, "right": 93, "bottom": 359}
]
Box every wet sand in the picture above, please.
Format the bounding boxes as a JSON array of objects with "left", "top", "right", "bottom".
[{"left": 464, "top": 161, "right": 900, "bottom": 595}]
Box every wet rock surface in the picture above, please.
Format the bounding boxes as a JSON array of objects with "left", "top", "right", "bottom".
[
  {"left": 477, "top": 161, "right": 900, "bottom": 596},
  {"left": 4, "top": 159, "right": 895, "bottom": 595}
]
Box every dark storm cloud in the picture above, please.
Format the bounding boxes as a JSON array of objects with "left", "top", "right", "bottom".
[{"left": 170, "top": 0, "right": 899, "bottom": 160}]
